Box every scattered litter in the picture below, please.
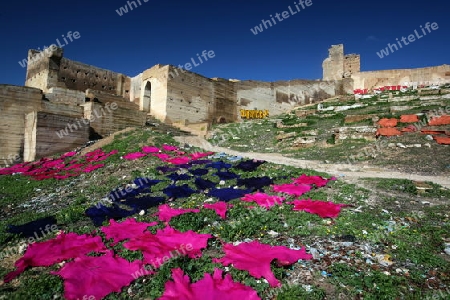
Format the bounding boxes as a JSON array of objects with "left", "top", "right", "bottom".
[
  {"left": 267, "top": 230, "right": 279, "bottom": 237},
  {"left": 444, "top": 243, "right": 450, "bottom": 256},
  {"left": 375, "top": 254, "right": 393, "bottom": 267}
]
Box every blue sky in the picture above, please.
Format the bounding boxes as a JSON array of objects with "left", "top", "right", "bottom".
[{"left": 0, "top": 0, "right": 448, "bottom": 86}]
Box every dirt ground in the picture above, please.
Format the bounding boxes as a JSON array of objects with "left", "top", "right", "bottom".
[{"left": 174, "top": 136, "right": 450, "bottom": 189}]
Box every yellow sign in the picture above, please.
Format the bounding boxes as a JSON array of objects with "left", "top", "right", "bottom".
[{"left": 240, "top": 109, "right": 269, "bottom": 119}]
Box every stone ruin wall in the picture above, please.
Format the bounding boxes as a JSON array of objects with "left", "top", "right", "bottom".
[
  {"left": 24, "top": 48, "right": 63, "bottom": 94},
  {"left": 343, "top": 54, "right": 360, "bottom": 78},
  {"left": 164, "top": 66, "right": 216, "bottom": 125},
  {"left": 323, "top": 44, "right": 449, "bottom": 91},
  {"left": 2, "top": 44, "right": 397, "bottom": 167},
  {"left": 236, "top": 79, "right": 342, "bottom": 115},
  {"left": 25, "top": 47, "right": 131, "bottom": 101},
  {"left": 127, "top": 64, "right": 172, "bottom": 122},
  {"left": 0, "top": 85, "right": 89, "bottom": 167},
  {"left": 351, "top": 65, "right": 450, "bottom": 90},
  {"left": 322, "top": 44, "right": 345, "bottom": 81},
  {"left": 146, "top": 67, "right": 344, "bottom": 126},
  {"left": 1, "top": 48, "right": 146, "bottom": 167},
  {"left": 57, "top": 58, "right": 130, "bottom": 99}
]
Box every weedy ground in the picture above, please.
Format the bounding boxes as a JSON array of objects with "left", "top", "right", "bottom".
[
  {"left": 0, "top": 125, "right": 449, "bottom": 300},
  {"left": 209, "top": 90, "right": 450, "bottom": 176}
]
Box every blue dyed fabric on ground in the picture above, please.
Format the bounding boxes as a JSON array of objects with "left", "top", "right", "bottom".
[
  {"left": 234, "top": 160, "right": 265, "bottom": 172},
  {"left": 190, "top": 159, "right": 212, "bottom": 165},
  {"left": 118, "top": 196, "right": 166, "bottom": 211},
  {"left": 194, "top": 177, "right": 217, "bottom": 191},
  {"left": 189, "top": 168, "right": 209, "bottom": 176},
  {"left": 156, "top": 166, "right": 180, "bottom": 174},
  {"left": 215, "top": 171, "right": 240, "bottom": 180},
  {"left": 207, "top": 188, "right": 252, "bottom": 202},
  {"left": 237, "top": 176, "right": 273, "bottom": 191},
  {"left": 167, "top": 173, "right": 192, "bottom": 181},
  {"left": 108, "top": 178, "right": 161, "bottom": 201},
  {"left": 7, "top": 216, "right": 58, "bottom": 238},
  {"left": 163, "top": 184, "right": 196, "bottom": 199},
  {"left": 85, "top": 204, "right": 138, "bottom": 227},
  {"left": 205, "top": 161, "right": 232, "bottom": 170}
]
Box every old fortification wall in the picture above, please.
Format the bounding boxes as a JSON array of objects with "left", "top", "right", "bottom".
[
  {"left": 25, "top": 109, "right": 88, "bottom": 162},
  {"left": 235, "top": 79, "right": 341, "bottom": 115},
  {"left": 352, "top": 65, "right": 450, "bottom": 90},
  {"left": 25, "top": 47, "right": 64, "bottom": 93},
  {"left": 0, "top": 86, "right": 43, "bottom": 166},
  {"left": 1, "top": 83, "right": 146, "bottom": 166},
  {"left": 165, "top": 66, "right": 215, "bottom": 124},
  {"left": 140, "top": 65, "right": 170, "bottom": 119},
  {"left": 157, "top": 68, "right": 342, "bottom": 125},
  {"left": 0, "top": 85, "right": 89, "bottom": 166},
  {"left": 343, "top": 54, "right": 360, "bottom": 78},
  {"left": 25, "top": 47, "right": 131, "bottom": 99},
  {"left": 57, "top": 58, "right": 130, "bottom": 98},
  {"left": 322, "top": 44, "right": 449, "bottom": 91},
  {"left": 81, "top": 90, "right": 146, "bottom": 137},
  {"left": 323, "top": 44, "right": 345, "bottom": 81},
  {"left": 211, "top": 78, "right": 237, "bottom": 124}
]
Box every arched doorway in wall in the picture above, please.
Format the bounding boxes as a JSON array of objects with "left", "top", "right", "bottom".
[
  {"left": 142, "top": 81, "right": 151, "bottom": 113},
  {"left": 217, "top": 116, "right": 226, "bottom": 124}
]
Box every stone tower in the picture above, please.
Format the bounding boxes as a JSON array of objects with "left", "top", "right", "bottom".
[{"left": 322, "top": 44, "right": 360, "bottom": 80}]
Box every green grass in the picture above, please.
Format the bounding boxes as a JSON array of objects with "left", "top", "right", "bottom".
[{"left": 1, "top": 127, "right": 449, "bottom": 299}]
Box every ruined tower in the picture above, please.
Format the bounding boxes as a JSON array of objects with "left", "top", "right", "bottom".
[{"left": 322, "top": 44, "right": 360, "bottom": 80}]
